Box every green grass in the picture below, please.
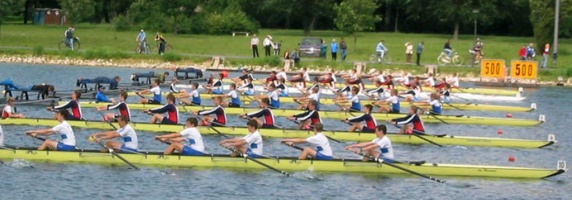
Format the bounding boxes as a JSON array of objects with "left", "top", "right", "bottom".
[{"left": 0, "top": 23, "right": 570, "bottom": 80}]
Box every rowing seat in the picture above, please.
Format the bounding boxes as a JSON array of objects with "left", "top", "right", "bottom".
[{"left": 174, "top": 67, "right": 203, "bottom": 79}]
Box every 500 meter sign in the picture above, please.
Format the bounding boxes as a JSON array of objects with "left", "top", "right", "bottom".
[
  {"left": 480, "top": 60, "right": 505, "bottom": 78},
  {"left": 510, "top": 60, "right": 538, "bottom": 79}
]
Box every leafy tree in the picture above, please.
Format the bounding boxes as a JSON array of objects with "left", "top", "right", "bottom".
[
  {"left": 58, "top": 0, "right": 95, "bottom": 25},
  {"left": 0, "top": 0, "right": 25, "bottom": 36},
  {"left": 334, "top": 0, "right": 381, "bottom": 50},
  {"left": 529, "top": 0, "right": 572, "bottom": 55}
]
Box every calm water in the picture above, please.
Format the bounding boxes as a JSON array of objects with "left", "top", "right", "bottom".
[{"left": 0, "top": 63, "right": 570, "bottom": 200}]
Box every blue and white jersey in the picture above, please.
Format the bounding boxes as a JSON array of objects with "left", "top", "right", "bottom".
[
  {"left": 306, "top": 133, "right": 332, "bottom": 157},
  {"left": 348, "top": 94, "right": 361, "bottom": 111},
  {"left": 429, "top": 99, "right": 442, "bottom": 114},
  {"left": 372, "top": 136, "right": 393, "bottom": 160},
  {"left": 180, "top": 127, "right": 205, "bottom": 153},
  {"left": 190, "top": 89, "right": 201, "bottom": 105},
  {"left": 267, "top": 90, "right": 280, "bottom": 108},
  {"left": 52, "top": 121, "right": 76, "bottom": 146},
  {"left": 276, "top": 83, "right": 288, "bottom": 96},
  {"left": 243, "top": 130, "right": 263, "bottom": 155},
  {"left": 309, "top": 93, "right": 321, "bottom": 110},
  {"left": 150, "top": 86, "right": 162, "bottom": 103},
  {"left": 386, "top": 95, "right": 400, "bottom": 112},
  {"left": 118, "top": 124, "right": 138, "bottom": 150},
  {"left": 227, "top": 90, "right": 242, "bottom": 106}
]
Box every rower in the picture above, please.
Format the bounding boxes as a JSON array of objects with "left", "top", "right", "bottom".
[
  {"left": 136, "top": 79, "right": 162, "bottom": 104},
  {"left": 276, "top": 68, "right": 288, "bottom": 81},
  {"left": 288, "top": 100, "right": 322, "bottom": 130},
  {"left": 221, "top": 83, "right": 242, "bottom": 108},
  {"left": 281, "top": 122, "right": 333, "bottom": 160},
  {"left": 396, "top": 71, "right": 411, "bottom": 87},
  {"left": 257, "top": 83, "right": 280, "bottom": 108},
  {"left": 345, "top": 125, "right": 393, "bottom": 162},
  {"left": 194, "top": 96, "right": 227, "bottom": 126},
  {"left": 343, "top": 69, "right": 364, "bottom": 91},
  {"left": 219, "top": 119, "right": 263, "bottom": 158},
  {"left": 76, "top": 76, "right": 121, "bottom": 90},
  {"left": 289, "top": 67, "right": 310, "bottom": 89},
  {"left": 233, "top": 68, "right": 254, "bottom": 87},
  {"left": 417, "top": 93, "right": 443, "bottom": 115},
  {"left": 368, "top": 70, "right": 385, "bottom": 83},
  {"left": 169, "top": 77, "right": 181, "bottom": 93},
  {"left": 318, "top": 71, "right": 336, "bottom": 91},
  {"left": 265, "top": 71, "right": 278, "bottom": 86},
  {"left": 447, "top": 73, "right": 460, "bottom": 88},
  {"left": 382, "top": 75, "right": 395, "bottom": 90},
  {"left": 97, "top": 91, "right": 131, "bottom": 122},
  {"left": 342, "top": 104, "right": 377, "bottom": 132},
  {"left": 179, "top": 82, "right": 201, "bottom": 106},
  {"left": 155, "top": 117, "right": 205, "bottom": 156},
  {"left": 276, "top": 78, "right": 289, "bottom": 97},
  {"left": 26, "top": 110, "right": 76, "bottom": 151},
  {"left": 237, "top": 77, "right": 255, "bottom": 96},
  {"left": 95, "top": 85, "right": 114, "bottom": 103},
  {"left": 335, "top": 85, "right": 362, "bottom": 112},
  {"left": 144, "top": 94, "right": 179, "bottom": 124},
  {"left": 374, "top": 89, "right": 400, "bottom": 113},
  {"left": 434, "top": 77, "right": 447, "bottom": 90},
  {"left": 49, "top": 90, "right": 82, "bottom": 120},
  {"left": 89, "top": 115, "right": 138, "bottom": 153},
  {"left": 399, "top": 84, "right": 420, "bottom": 102},
  {"left": 242, "top": 98, "right": 277, "bottom": 128},
  {"left": 295, "top": 86, "right": 321, "bottom": 110},
  {"left": 439, "top": 84, "right": 452, "bottom": 104},
  {"left": 424, "top": 73, "right": 435, "bottom": 87},
  {"left": 388, "top": 105, "right": 426, "bottom": 134},
  {"left": 364, "top": 80, "right": 385, "bottom": 100},
  {"left": 2, "top": 97, "right": 25, "bottom": 118},
  {"left": 203, "top": 73, "right": 224, "bottom": 94}
]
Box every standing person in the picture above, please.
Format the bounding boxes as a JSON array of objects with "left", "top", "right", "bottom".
[
  {"left": 2, "top": 97, "right": 25, "bottom": 118},
  {"left": 136, "top": 29, "right": 147, "bottom": 54},
  {"left": 155, "top": 32, "right": 166, "bottom": 55},
  {"left": 416, "top": 42, "right": 424, "bottom": 66},
  {"left": 542, "top": 43, "right": 550, "bottom": 68},
  {"left": 375, "top": 40, "right": 387, "bottom": 63},
  {"left": 273, "top": 40, "right": 281, "bottom": 56},
  {"left": 263, "top": 35, "right": 273, "bottom": 56},
  {"left": 526, "top": 43, "right": 536, "bottom": 60},
  {"left": 251, "top": 34, "right": 260, "bottom": 58},
  {"left": 320, "top": 40, "right": 327, "bottom": 59},
  {"left": 281, "top": 123, "right": 333, "bottom": 160},
  {"left": 340, "top": 38, "right": 348, "bottom": 61},
  {"left": 443, "top": 39, "right": 453, "bottom": 58},
  {"left": 89, "top": 115, "right": 138, "bottom": 153},
  {"left": 64, "top": 27, "right": 75, "bottom": 50},
  {"left": 331, "top": 39, "right": 338, "bottom": 61},
  {"left": 519, "top": 45, "right": 527, "bottom": 60},
  {"left": 405, "top": 42, "right": 413, "bottom": 64},
  {"left": 26, "top": 110, "right": 76, "bottom": 151}
]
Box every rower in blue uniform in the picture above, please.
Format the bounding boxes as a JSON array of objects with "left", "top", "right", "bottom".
[
  {"left": 374, "top": 89, "right": 400, "bottom": 113},
  {"left": 222, "top": 83, "right": 242, "bottom": 108},
  {"left": 417, "top": 93, "right": 443, "bottom": 115},
  {"left": 364, "top": 80, "right": 386, "bottom": 100},
  {"left": 136, "top": 79, "right": 162, "bottom": 104},
  {"left": 281, "top": 123, "right": 333, "bottom": 160},
  {"left": 342, "top": 104, "right": 377, "bottom": 132},
  {"left": 335, "top": 86, "right": 362, "bottom": 112},
  {"left": 203, "top": 73, "right": 224, "bottom": 94},
  {"left": 295, "top": 86, "right": 321, "bottom": 110},
  {"left": 26, "top": 110, "right": 76, "bottom": 151},
  {"left": 238, "top": 77, "right": 255, "bottom": 96},
  {"left": 89, "top": 115, "right": 138, "bottom": 153},
  {"left": 276, "top": 78, "right": 289, "bottom": 97},
  {"left": 178, "top": 82, "right": 201, "bottom": 106},
  {"left": 219, "top": 119, "right": 263, "bottom": 158},
  {"left": 155, "top": 117, "right": 205, "bottom": 156},
  {"left": 257, "top": 83, "right": 280, "bottom": 108},
  {"left": 345, "top": 125, "right": 394, "bottom": 162}
]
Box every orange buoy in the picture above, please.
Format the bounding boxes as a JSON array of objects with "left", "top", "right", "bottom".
[
  {"left": 508, "top": 156, "right": 515, "bottom": 162},
  {"left": 506, "top": 113, "right": 513, "bottom": 118},
  {"left": 221, "top": 70, "right": 229, "bottom": 78},
  {"left": 497, "top": 130, "right": 503, "bottom": 135}
]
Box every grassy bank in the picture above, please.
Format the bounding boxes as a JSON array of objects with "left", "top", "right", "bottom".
[{"left": 0, "top": 23, "right": 570, "bottom": 80}]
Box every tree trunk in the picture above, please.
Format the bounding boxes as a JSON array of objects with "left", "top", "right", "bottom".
[
  {"left": 394, "top": 9, "right": 399, "bottom": 33},
  {"left": 24, "top": 0, "right": 31, "bottom": 24},
  {"left": 173, "top": 15, "right": 178, "bottom": 35},
  {"left": 453, "top": 21, "right": 459, "bottom": 40},
  {"left": 103, "top": 0, "right": 110, "bottom": 23},
  {"left": 384, "top": 0, "right": 392, "bottom": 30},
  {"left": 303, "top": 15, "right": 317, "bottom": 36}
]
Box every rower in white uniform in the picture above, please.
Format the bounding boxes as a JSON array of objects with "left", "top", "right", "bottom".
[
  {"left": 26, "top": 110, "right": 76, "bottom": 151},
  {"left": 417, "top": 93, "right": 443, "bottom": 115},
  {"left": 178, "top": 82, "right": 202, "bottom": 106},
  {"left": 219, "top": 119, "right": 263, "bottom": 158},
  {"left": 447, "top": 73, "right": 460, "bottom": 88},
  {"left": 346, "top": 124, "right": 394, "bottom": 162},
  {"left": 2, "top": 97, "right": 25, "bottom": 118},
  {"left": 222, "top": 83, "right": 242, "bottom": 108},
  {"left": 373, "top": 89, "right": 401, "bottom": 113},
  {"left": 89, "top": 115, "right": 138, "bottom": 153},
  {"left": 257, "top": 83, "right": 281, "bottom": 108},
  {"left": 155, "top": 117, "right": 205, "bottom": 156},
  {"left": 281, "top": 123, "right": 333, "bottom": 160},
  {"left": 137, "top": 79, "right": 162, "bottom": 104},
  {"left": 335, "top": 86, "right": 362, "bottom": 112}
]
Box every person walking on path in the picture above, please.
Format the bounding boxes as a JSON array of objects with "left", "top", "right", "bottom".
[
  {"left": 263, "top": 35, "right": 273, "bottom": 56},
  {"left": 340, "top": 38, "right": 348, "bottom": 61},
  {"left": 416, "top": 42, "right": 424, "bottom": 66},
  {"left": 251, "top": 34, "right": 260, "bottom": 58},
  {"left": 542, "top": 43, "right": 550, "bottom": 68},
  {"left": 331, "top": 39, "right": 338, "bottom": 61},
  {"left": 405, "top": 42, "right": 413, "bottom": 64},
  {"left": 65, "top": 27, "right": 75, "bottom": 50}
]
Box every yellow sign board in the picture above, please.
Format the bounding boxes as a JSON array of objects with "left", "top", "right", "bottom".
[
  {"left": 510, "top": 60, "right": 538, "bottom": 79},
  {"left": 480, "top": 59, "right": 505, "bottom": 78}
]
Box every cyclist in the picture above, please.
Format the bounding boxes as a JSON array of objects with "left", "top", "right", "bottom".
[
  {"left": 443, "top": 39, "right": 453, "bottom": 58},
  {"left": 64, "top": 27, "right": 75, "bottom": 50},
  {"left": 136, "top": 29, "right": 148, "bottom": 53},
  {"left": 155, "top": 32, "right": 166, "bottom": 55},
  {"left": 472, "top": 38, "right": 484, "bottom": 63},
  {"left": 375, "top": 40, "right": 387, "bottom": 63}
]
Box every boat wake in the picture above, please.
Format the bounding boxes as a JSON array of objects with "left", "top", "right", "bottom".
[
  {"left": 291, "top": 167, "right": 322, "bottom": 181},
  {"left": 4, "top": 159, "right": 34, "bottom": 169}
]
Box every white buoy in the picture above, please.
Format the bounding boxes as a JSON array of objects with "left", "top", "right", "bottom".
[
  {"left": 0, "top": 125, "right": 4, "bottom": 146},
  {"left": 539, "top": 115, "right": 546, "bottom": 122}
]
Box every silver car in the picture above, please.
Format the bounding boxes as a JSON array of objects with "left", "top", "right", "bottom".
[{"left": 298, "top": 37, "right": 322, "bottom": 57}]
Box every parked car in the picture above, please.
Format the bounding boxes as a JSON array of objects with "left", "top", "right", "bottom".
[{"left": 298, "top": 37, "right": 322, "bottom": 57}]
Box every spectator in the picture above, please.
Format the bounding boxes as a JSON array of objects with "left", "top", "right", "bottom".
[
  {"left": 65, "top": 27, "right": 76, "bottom": 51},
  {"left": 264, "top": 35, "right": 273, "bottom": 56},
  {"left": 443, "top": 39, "right": 453, "bottom": 58},
  {"left": 273, "top": 40, "right": 282, "bottom": 56},
  {"left": 251, "top": 34, "right": 259, "bottom": 58},
  {"left": 526, "top": 43, "right": 535, "bottom": 60},
  {"left": 542, "top": 43, "right": 550, "bottom": 68},
  {"left": 416, "top": 42, "right": 424, "bottom": 66},
  {"left": 405, "top": 42, "right": 413, "bottom": 64},
  {"left": 331, "top": 39, "right": 338, "bottom": 61},
  {"left": 375, "top": 40, "right": 387, "bottom": 63},
  {"left": 291, "top": 49, "right": 300, "bottom": 65},
  {"left": 519, "top": 45, "right": 527, "bottom": 60},
  {"left": 155, "top": 32, "right": 166, "bottom": 55},
  {"left": 284, "top": 49, "right": 290, "bottom": 59},
  {"left": 340, "top": 38, "right": 348, "bottom": 61},
  {"left": 320, "top": 39, "right": 327, "bottom": 59}
]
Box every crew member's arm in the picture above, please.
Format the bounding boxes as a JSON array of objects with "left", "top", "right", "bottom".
[
  {"left": 52, "top": 101, "right": 73, "bottom": 110},
  {"left": 90, "top": 130, "right": 119, "bottom": 142},
  {"left": 288, "top": 110, "right": 313, "bottom": 121},
  {"left": 196, "top": 106, "right": 220, "bottom": 116},
  {"left": 146, "top": 104, "right": 170, "bottom": 114},
  {"left": 390, "top": 114, "right": 416, "bottom": 125},
  {"left": 244, "top": 109, "right": 265, "bottom": 119},
  {"left": 345, "top": 114, "right": 367, "bottom": 123},
  {"left": 280, "top": 138, "right": 307, "bottom": 145}
]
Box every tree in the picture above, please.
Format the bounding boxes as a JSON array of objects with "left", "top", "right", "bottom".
[
  {"left": 529, "top": 0, "right": 572, "bottom": 55},
  {"left": 334, "top": 0, "right": 381, "bottom": 50},
  {"left": 0, "top": 0, "right": 25, "bottom": 36},
  {"left": 58, "top": 0, "right": 95, "bottom": 25}
]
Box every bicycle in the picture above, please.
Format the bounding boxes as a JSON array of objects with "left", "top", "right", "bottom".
[
  {"left": 369, "top": 51, "right": 392, "bottom": 64},
  {"left": 437, "top": 51, "right": 463, "bottom": 66},
  {"left": 155, "top": 41, "right": 173, "bottom": 53},
  {"left": 469, "top": 49, "right": 484, "bottom": 65},
  {"left": 58, "top": 37, "right": 80, "bottom": 50},
  {"left": 135, "top": 41, "right": 151, "bottom": 54}
]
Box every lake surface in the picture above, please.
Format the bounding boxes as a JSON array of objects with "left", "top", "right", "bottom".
[{"left": 0, "top": 63, "right": 570, "bottom": 199}]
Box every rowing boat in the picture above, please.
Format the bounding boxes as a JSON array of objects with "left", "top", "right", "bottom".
[
  {"left": 0, "top": 148, "right": 565, "bottom": 179},
  {"left": 0, "top": 118, "right": 554, "bottom": 148},
  {"left": 218, "top": 79, "right": 522, "bottom": 96},
  {"left": 69, "top": 102, "right": 544, "bottom": 126}
]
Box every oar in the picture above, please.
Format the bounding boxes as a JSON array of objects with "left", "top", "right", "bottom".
[
  {"left": 193, "top": 113, "right": 230, "bottom": 138},
  {"left": 282, "top": 142, "right": 304, "bottom": 151},
  {"left": 97, "top": 111, "right": 117, "bottom": 129},
  {"left": 221, "top": 145, "right": 291, "bottom": 177},
  {"left": 443, "top": 102, "right": 463, "bottom": 111},
  {"left": 390, "top": 123, "right": 443, "bottom": 147},
  {"left": 288, "top": 119, "right": 343, "bottom": 144},
  {"left": 92, "top": 138, "right": 140, "bottom": 170},
  {"left": 417, "top": 107, "right": 449, "bottom": 125},
  {"left": 349, "top": 150, "right": 445, "bottom": 183}
]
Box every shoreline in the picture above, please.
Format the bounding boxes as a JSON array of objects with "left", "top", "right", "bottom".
[{"left": 0, "top": 54, "right": 569, "bottom": 87}]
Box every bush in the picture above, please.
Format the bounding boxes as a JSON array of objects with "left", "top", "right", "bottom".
[
  {"left": 59, "top": 49, "right": 82, "bottom": 58},
  {"left": 263, "top": 56, "right": 282, "bottom": 67},
  {"left": 162, "top": 52, "right": 182, "bottom": 62},
  {"left": 113, "top": 14, "right": 132, "bottom": 31},
  {"left": 83, "top": 48, "right": 130, "bottom": 60},
  {"left": 565, "top": 67, "right": 572, "bottom": 77},
  {"left": 33, "top": 45, "right": 44, "bottom": 56}
]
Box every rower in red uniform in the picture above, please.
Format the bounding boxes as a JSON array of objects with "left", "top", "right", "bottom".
[
  {"left": 342, "top": 104, "right": 377, "bottom": 132},
  {"left": 387, "top": 105, "right": 426, "bottom": 134},
  {"left": 49, "top": 90, "right": 82, "bottom": 120},
  {"left": 2, "top": 97, "right": 25, "bottom": 118},
  {"left": 318, "top": 70, "right": 336, "bottom": 90},
  {"left": 144, "top": 94, "right": 179, "bottom": 124},
  {"left": 288, "top": 100, "right": 322, "bottom": 130},
  {"left": 242, "top": 98, "right": 277, "bottom": 128},
  {"left": 203, "top": 73, "right": 224, "bottom": 94},
  {"left": 194, "top": 96, "right": 227, "bottom": 127},
  {"left": 434, "top": 77, "right": 447, "bottom": 90},
  {"left": 381, "top": 75, "right": 394, "bottom": 90},
  {"left": 343, "top": 69, "right": 364, "bottom": 91},
  {"left": 265, "top": 71, "right": 278, "bottom": 86},
  {"left": 97, "top": 91, "right": 131, "bottom": 122},
  {"left": 289, "top": 67, "right": 310, "bottom": 89}
]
